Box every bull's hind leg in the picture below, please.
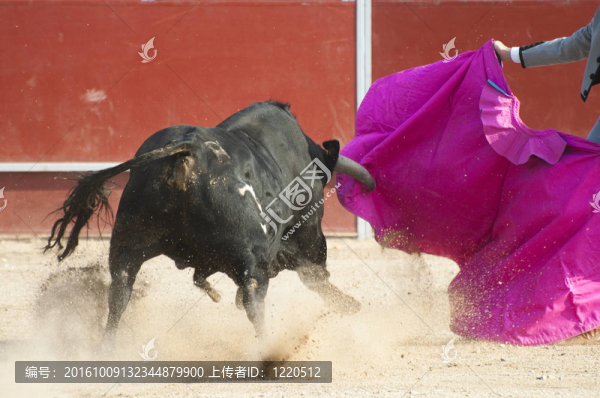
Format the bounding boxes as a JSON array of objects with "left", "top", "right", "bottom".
[
  {"left": 102, "top": 226, "right": 158, "bottom": 347},
  {"left": 296, "top": 234, "right": 360, "bottom": 314},
  {"left": 103, "top": 248, "right": 144, "bottom": 342},
  {"left": 172, "top": 261, "right": 222, "bottom": 303}
]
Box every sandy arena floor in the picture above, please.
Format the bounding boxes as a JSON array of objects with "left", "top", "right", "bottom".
[{"left": 1, "top": 236, "right": 599, "bottom": 397}]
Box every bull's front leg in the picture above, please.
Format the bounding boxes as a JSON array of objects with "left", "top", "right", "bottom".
[
  {"left": 241, "top": 272, "right": 269, "bottom": 337},
  {"left": 297, "top": 264, "right": 361, "bottom": 314}
]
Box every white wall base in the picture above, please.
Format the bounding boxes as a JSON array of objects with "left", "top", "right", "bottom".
[{"left": 0, "top": 163, "right": 121, "bottom": 172}]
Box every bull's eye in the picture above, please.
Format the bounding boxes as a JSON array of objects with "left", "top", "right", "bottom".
[{"left": 244, "top": 171, "right": 252, "bottom": 179}]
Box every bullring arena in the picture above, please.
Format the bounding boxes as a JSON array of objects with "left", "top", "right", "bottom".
[
  {"left": 2, "top": 237, "right": 600, "bottom": 396},
  {"left": 2, "top": 1, "right": 600, "bottom": 397}
]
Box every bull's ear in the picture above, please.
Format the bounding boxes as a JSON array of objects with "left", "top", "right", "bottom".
[{"left": 322, "top": 140, "right": 340, "bottom": 157}]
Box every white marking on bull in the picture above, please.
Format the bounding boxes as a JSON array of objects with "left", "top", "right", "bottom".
[
  {"left": 204, "top": 140, "right": 230, "bottom": 161},
  {"left": 238, "top": 184, "right": 263, "bottom": 212}
]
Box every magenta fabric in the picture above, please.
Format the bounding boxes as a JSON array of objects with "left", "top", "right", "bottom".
[{"left": 337, "top": 40, "right": 600, "bottom": 345}]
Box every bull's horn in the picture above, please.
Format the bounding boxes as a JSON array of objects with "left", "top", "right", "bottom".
[{"left": 334, "top": 156, "right": 376, "bottom": 192}]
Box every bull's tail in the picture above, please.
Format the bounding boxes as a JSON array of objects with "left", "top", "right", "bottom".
[{"left": 45, "top": 139, "right": 192, "bottom": 261}]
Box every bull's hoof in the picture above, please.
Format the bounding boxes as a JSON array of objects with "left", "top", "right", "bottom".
[
  {"left": 254, "top": 327, "right": 265, "bottom": 339},
  {"left": 96, "top": 331, "right": 117, "bottom": 358},
  {"left": 235, "top": 287, "right": 244, "bottom": 310},
  {"left": 207, "top": 289, "right": 221, "bottom": 303},
  {"left": 194, "top": 279, "right": 221, "bottom": 303},
  {"left": 330, "top": 295, "right": 361, "bottom": 315}
]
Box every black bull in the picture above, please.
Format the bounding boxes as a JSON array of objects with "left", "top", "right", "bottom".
[{"left": 45, "top": 101, "right": 375, "bottom": 341}]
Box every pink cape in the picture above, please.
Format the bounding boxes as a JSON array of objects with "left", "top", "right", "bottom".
[{"left": 337, "top": 40, "right": 600, "bottom": 345}]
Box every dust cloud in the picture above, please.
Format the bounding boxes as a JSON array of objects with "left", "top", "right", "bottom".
[{"left": 5, "top": 238, "right": 594, "bottom": 397}]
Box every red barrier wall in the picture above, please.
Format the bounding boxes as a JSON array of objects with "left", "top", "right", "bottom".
[
  {"left": 2, "top": 0, "right": 598, "bottom": 236},
  {"left": 0, "top": 0, "right": 357, "bottom": 235}
]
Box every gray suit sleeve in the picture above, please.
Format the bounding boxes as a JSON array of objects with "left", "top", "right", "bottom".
[{"left": 520, "top": 22, "right": 593, "bottom": 68}]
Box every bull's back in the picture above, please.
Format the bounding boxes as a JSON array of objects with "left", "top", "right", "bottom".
[{"left": 116, "top": 124, "right": 280, "bottom": 257}]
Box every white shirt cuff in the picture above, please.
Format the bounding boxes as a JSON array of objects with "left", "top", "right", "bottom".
[{"left": 510, "top": 47, "right": 521, "bottom": 63}]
